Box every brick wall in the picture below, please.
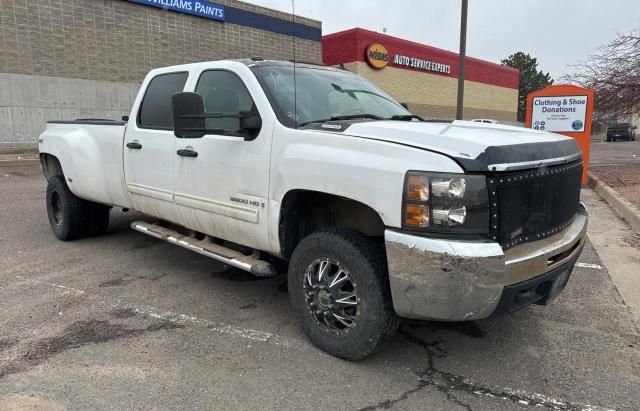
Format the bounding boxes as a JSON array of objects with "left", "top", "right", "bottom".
[
  {"left": 0, "top": 0, "right": 321, "bottom": 144},
  {"left": 0, "top": 0, "right": 321, "bottom": 83}
]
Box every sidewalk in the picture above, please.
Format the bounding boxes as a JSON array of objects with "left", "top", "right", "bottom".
[{"left": 582, "top": 188, "right": 640, "bottom": 320}]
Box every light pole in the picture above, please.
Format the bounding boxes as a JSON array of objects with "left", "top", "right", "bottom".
[{"left": 456, "top": 0, "right": 468, "bottom": 120}]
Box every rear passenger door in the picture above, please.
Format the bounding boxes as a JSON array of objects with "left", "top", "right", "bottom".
[
  {"left": 123, "top": 71, "right": 189, "bottom": 222},
  {"left": 172, "top": 67, "right": 274, "bottom": 251}
]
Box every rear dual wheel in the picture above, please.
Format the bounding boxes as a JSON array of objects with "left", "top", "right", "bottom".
[
  {"left": 46, "top": 175, "right": 110, "bottom": 241},
  {"left": 85, "top": 202, "right": 110, "bottom": 237}
]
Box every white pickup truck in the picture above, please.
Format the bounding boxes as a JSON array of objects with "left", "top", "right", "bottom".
[{"left": 38, "top": 59, "right": 587, "bottom": 359}]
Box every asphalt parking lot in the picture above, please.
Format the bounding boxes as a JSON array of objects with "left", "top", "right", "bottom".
[
  {"left": 589, "top": 138, "right": 640, "bottom": 165},
  {"left": 1, "top": 160, "right": 639, "bottom": 410}
]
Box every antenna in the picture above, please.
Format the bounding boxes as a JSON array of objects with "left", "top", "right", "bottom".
[{"left": 291, "top": 0, "right": 298, "bottom": 128}]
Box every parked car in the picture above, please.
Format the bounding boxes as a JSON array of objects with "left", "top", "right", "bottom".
[
  {"left": 606, "top": 122, "right": 637, "bottom": 141},
  {"left": 471, "top": 118, "right": 498, "bottom": 124},
  {"left": 38, "top": 60, "right": 587, "bottom": 359}
]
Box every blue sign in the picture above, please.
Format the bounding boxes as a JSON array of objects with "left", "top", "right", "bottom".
[{"left": 126, "top": 0, "right": 225, "bottom": 22}]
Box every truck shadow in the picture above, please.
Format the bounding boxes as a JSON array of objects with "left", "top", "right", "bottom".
[{"left": 404, "top": 319, "right": 488, "bottom": 339}]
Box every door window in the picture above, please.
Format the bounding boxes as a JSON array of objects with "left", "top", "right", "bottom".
[
  {"left": 195, "top": 70, "right": 258, "bottom": 132},
  {"left": 138, "top": 72, "right": 189, "bottom": 130}
]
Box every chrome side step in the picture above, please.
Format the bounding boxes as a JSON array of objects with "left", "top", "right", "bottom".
[{"left": 131, "top": 221, "right": 276, "bottom": 277}]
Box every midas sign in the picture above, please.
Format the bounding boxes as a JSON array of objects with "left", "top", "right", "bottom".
[{"left": 366, "top": 43, "right": 389, "bottom": 69}]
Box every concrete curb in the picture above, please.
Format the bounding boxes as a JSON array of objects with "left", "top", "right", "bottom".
[
  {"left": 0, "top": 144, "right": 39, "bottom": 155},
  {"left": 0, "top": 153, "right": 39, "bottom": 162},
  {"left": 587, "top": 171, "right": 640, "bottom": 232},
  {"left": 0, "top": 145, "right": 39, "bottom": 161}
]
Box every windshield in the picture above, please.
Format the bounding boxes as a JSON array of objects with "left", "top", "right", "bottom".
[{"left": 251, "top": 65, "right": 411, "bottom": 128}]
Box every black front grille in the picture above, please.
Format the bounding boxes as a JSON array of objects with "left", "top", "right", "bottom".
[{"left": 488, "top": 160, "right": 583, "bottom": 249}]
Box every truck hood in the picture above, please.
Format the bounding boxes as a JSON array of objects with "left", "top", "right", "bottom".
[{"left": 339, "top": 120, "right": 582, "bottom": 172}]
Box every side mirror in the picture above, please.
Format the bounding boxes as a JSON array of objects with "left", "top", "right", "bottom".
[
  {"left": 239, "top": 111, "right": 262, "bottom": 139},
  {"left": 400, "top": 102, "right": 409, "bottom": 109},
  {"left": 172, "top": 91, "right": 262, "bottom": 140},
  {"left": 172, "top": 92, "right": 206, "bottom": 138},
  {"left": 633, "top": 125, "right": 638, "bottom": 130}
]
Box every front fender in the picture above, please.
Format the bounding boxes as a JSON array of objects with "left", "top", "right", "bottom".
[{"left": 267, "top": 127, "right": 463, "bottom": 252}]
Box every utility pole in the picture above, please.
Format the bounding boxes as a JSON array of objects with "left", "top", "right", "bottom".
[{"left": 456, "top": 0, "right": 468, "bottom": 120}]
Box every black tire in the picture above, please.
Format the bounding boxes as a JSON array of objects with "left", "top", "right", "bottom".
[
  {"left": 46, "top": 175, "right": 87, "bottom": 241},
  {"left": 606, "top": 137, "right": 611, "bottom": 142},
  {"left": 84, "top": 202, "right": 110, "bottom": 237},
  {"left": 288, "top": 227, "right": 400, "bottom": 360}
]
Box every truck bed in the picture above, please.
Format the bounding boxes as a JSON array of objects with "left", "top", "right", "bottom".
[
  {"left": 39, "top": 119, "right": 132, "bottom": 209},
  {"left": 47, "top": 119, "right": 128, "bottom": 126}
]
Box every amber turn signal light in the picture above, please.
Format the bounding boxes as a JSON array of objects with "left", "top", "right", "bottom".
[
  {"left": 404, "top": 204, "right": 430, "bottom": 227},
  {"left": 405, "top": 175, "right": 429, "bottom": 201}
]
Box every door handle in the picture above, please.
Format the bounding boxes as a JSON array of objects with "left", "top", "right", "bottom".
[
  {"left": 126, "top": 142, "right": 142, "bottom": 149},
  {"left": 177, "top": 149, "right": 198, "bottom": 158}
]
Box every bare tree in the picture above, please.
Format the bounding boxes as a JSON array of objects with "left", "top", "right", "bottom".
[{"left": 567, "top": 30, "right": 640, "bottom": 118}]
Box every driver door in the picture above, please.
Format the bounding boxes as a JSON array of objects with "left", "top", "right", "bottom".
[{"left": 172, "top": 68, "right": 273, "bottom": 251}]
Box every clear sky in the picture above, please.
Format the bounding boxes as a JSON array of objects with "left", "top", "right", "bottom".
[{"left": 244, "top": 0, "right": 640, "bottom": 80}]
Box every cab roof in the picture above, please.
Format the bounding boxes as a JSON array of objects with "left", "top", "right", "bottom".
[{"left": 235, "top": 58, "right": 343, "bottom": 72}]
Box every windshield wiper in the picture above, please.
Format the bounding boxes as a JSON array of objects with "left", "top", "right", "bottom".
[
  {"left": 389, "top": 114, "right": 424, "bottom": 121},
  {"left": 298, "top": 114, "right": 383, "bottom": 127}
]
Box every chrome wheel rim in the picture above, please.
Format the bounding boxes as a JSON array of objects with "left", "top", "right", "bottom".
[
  {"left": 51, "top": 192, "right": 63, "bottom": 225},
  {"left": 303, "top": 258, "right": 359, "bottom": 332}
]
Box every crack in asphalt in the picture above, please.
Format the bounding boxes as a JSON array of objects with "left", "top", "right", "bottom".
[
  {"left": 0, "top": 319, "right": 182, "bottom": 380},
  {"left": 358, "top": 328, "right": 612, "bottom": 411},
  {"left": 0, "top": 338, "right": 19, "bottom": 352},
  {"left": 98, "top": 272, "right": 168, "bottom": 288},
  {"left": 358, "top": 328, "right": 470, "bottom": 411},
  {"left": 403, "top": 330, "right": 472, "bottom": 411},
  {"left": 358, "top": 381, "right": 430, "bottom": 411}
]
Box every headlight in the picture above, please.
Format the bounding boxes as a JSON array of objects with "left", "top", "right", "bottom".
[{"left": 402, "top": 172, "right": 489, "bottom": 234}]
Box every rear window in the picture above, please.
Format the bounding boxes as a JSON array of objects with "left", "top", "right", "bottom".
[{"left": 138, "top": 72, "right": 189, "bottom": 130}]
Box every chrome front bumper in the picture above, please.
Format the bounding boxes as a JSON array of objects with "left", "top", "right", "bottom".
[{"left": 384, "top": 203, "right": 588, "bottom": 321}]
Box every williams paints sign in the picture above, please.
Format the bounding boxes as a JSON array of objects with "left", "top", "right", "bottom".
[
  {"left": 125, "top": 0, "right": 225, "bottom": 21},
  {"left": 365, "top": 44, "right": 389, "bottom": 69}
]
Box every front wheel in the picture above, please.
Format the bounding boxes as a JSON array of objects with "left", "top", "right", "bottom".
[{"left": 288, "top": 228, "right": 400, "bottom": 360}]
